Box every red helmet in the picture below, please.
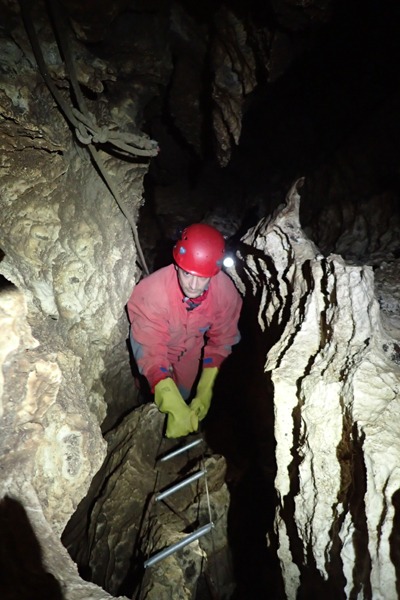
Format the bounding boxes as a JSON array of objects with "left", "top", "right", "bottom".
[{"left": 173, "top": 223, "right": 225, "bottom": 277}]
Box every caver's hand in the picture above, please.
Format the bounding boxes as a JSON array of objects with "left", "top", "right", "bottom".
[
  {"left": 189, "top": 367, "right": 218, "bottom": 421},
  {"left": 154, "top": 378, "right": 198, "bottom": 438}
]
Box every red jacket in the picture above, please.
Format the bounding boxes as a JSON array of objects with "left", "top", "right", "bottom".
[{"left": 127, "top": 264, "right": 242, "bottom": 396}]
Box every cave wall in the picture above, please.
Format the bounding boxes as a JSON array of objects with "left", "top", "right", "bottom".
[
  {"left": 232, "top": 181, "right": 400, "bottom": 599},
  {"left": 2, "top": 0, "right": 400, "bottom": 598},
  {"left": 0, "top": 3, "right": 149, "bottom": 598},
  {"left": 0, "top": 286, "right": 133, "bottom": 600}
]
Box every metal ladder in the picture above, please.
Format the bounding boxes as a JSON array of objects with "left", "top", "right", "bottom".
[{"left": 143, "top": 437, "right": 214, "bottom": 569}]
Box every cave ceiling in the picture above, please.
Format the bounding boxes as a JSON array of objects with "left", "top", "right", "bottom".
[{"left": 5, "top": 0, "right": 400, "bottom": 236}]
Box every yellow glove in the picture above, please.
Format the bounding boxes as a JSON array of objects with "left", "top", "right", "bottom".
[
  {"left": 154, "top": 378, "right": 199, "bottom": 438},
  {"left": 189, "top": 367, "right": 219, "bottom": 421}
]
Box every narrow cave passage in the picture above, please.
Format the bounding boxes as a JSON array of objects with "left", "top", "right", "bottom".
[
  {"left": 125, "top": 170, "right": 286, "bottom": 597},
  {"left": 202, "top": 282, "right": 285, "bottom": 600},
  {"left": 2, "top": 1, "right": 400, "bottom": 599},
  {"left": 63, "top": 23, "right": 400, "bottom": 593},
  {"left": 62, "top": 206, "right": 286, "bottom": 599},
  {"left": 128, "top": 224, "right": 288, "bottom": 600}
]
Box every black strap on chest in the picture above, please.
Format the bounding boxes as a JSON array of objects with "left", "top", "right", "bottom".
[{"left": 182, "top": 287, "right": 209, "bottom": 311}]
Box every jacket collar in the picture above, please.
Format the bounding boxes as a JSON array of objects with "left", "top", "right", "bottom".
[{"left": 182, "top": 287, "right": 209, "bottom": 310}]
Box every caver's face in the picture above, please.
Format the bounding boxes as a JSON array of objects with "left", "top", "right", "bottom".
[{"left": 176, "top": 267, "right": 210, "bottom": 299}]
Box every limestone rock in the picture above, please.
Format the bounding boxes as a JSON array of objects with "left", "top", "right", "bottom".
[
  {"left": 0, "top": 10, "right": 145, "bottom": 599},
  {"left": 63, "top": 408, "right": 232, "bottom": 598},
  {"left": 0, "top": 286, "right": 127, "bottom": 600},
  {"left": 211, "top": 7, "right": 257, "bottom": 167},
  {"left": 236, "top": 179, "right": 400, "bottom": 599},
  {"left": 139, "top": 453, "right": 231, "bottom": 600}
]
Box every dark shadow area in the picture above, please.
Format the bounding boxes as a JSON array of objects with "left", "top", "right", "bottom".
[
  {"left": 221, "top": 0, "right": 400, "bottom": 214},
  {"left": 99, "top": 325, "right": 147, "bottom": 434},
  {"left": 0, "top": 496, "right": 64, "bottom": 600},
  {"left": 0, "top": 273, "right": 15, "bottom": 291},
  {"left": 203, "top": 245, "right": 288, "bottom": 599},
  {"left": 138, "top": 175, "right": 193, "bottom": 274},
  {"left": 346, "top": 426, "right": 372, "bottom": 600},
  {"left": 124, "top": 331, "right": 152, "bottom": 406},
  {"left": 390, "top": 489, "right": 400, "bottom": 599}
]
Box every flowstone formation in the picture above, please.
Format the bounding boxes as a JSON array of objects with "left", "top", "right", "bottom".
[
  {"left": 0, "top": 4, "right": 148, "bottom": 598},
  {"left": 233, "top": 180, "right": 400, "bottom": 599},
  {"left": 0, "top": 286, "right": 131, "bottom": 600}
]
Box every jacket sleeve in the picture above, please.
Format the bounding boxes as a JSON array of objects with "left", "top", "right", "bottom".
[
  {"left": 203, "top": 276, "right": 242, "bottom": 368},
  {"left": 127, "top": 283, "right": 172, "bottom": 391}
]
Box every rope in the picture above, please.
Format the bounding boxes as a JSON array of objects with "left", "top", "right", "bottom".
[
  {"left": 19, "top": 0, "right": 157, "bottom": 276},
  {"left": 199, "top": 441, "right": 221, "bottom": 598},
  {"left": 19, "top": 1, "right": 222, "bottom": 592}
]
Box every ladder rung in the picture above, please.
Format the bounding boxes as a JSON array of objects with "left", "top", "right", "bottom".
[
  {"left": 144, "top": 522, "right": 214, "bottom": 568},
  {"left": 156, "top": 470, "right": 206, "bottom": 502},
  {"left": 159, "top": 438, "right": 203, "bottom": 462}
]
